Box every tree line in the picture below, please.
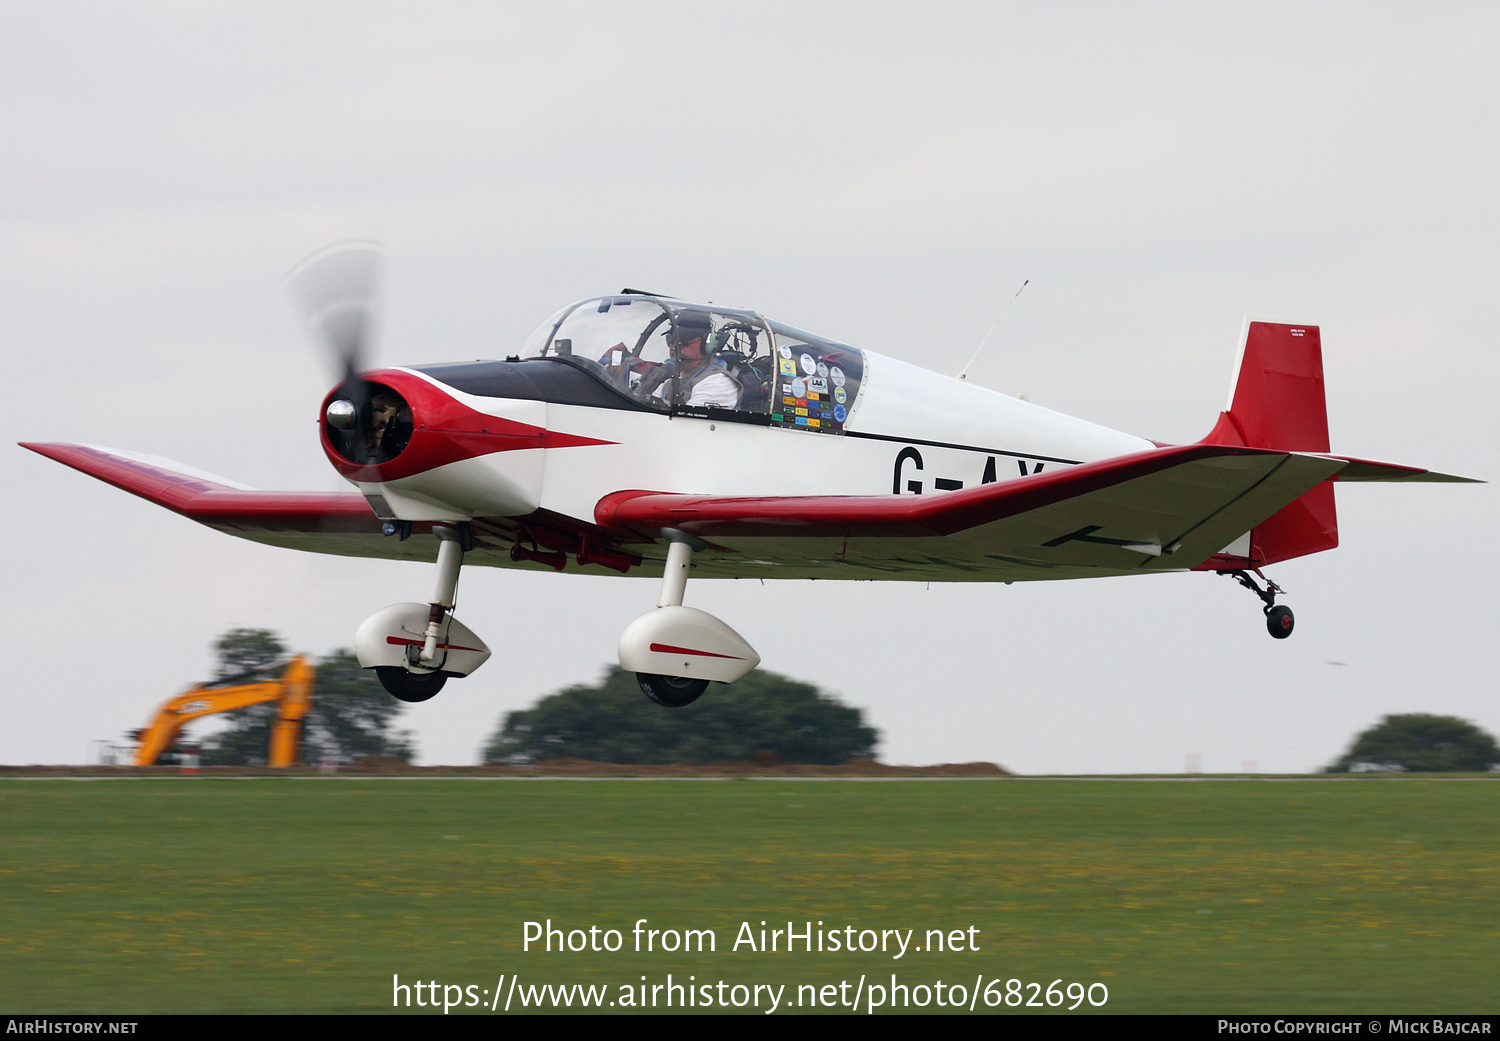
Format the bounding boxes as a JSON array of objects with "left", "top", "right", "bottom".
[
  {"left": 176, "top": 630, "right": 878, "bottom": 767},
  {"left": 190, "top": 629, "right": 1497, "bottom": 773},
  {"left": 482, "top": 666, "right": 878, "bottom": 765}
]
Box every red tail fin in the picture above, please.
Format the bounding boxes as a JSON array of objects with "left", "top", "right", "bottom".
[{"left": 1201, "top": 319, "right": 1337, "bottom": 565}]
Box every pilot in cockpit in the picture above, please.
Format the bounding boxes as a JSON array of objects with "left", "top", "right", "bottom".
[{"left": 658, "top": 310, "right": 740, "bottom": 409}]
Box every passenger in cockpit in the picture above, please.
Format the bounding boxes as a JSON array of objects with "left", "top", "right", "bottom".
[{"left": 659, "top": 311, "right": 740, "bottom": 408}]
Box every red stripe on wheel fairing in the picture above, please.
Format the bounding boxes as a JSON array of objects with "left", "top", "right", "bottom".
[
  {"left": 648, "top": 642, "right": 744, "bottom": 660},
  {"left": 385, "top": 636, "right": 485, "bottom": 653}
]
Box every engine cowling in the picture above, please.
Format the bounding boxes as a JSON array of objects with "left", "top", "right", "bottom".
[{"left": 319, "top": 368, "right": 551, "bottom": 521}]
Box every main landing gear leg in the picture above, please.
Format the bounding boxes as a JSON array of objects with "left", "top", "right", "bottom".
[
  {"left": 358, "top": 523, "right": 491, "bottom": 703},
  {"left": 656, "top": 532, "right": 695, "bottom": 609},
  {"left": 373, "top": 524, "right": 470, "bottom": 703},
  {"left": 420, "top": 525, "right": 465, "bottom": 664},
  {"left": 617, "top": 527, "right": 759, "bottom": 707},
  {"left": 636, "top": 531, "right": 710, "bottom": 708},
  {"left": 1221, "top": 568, "right": 1294, "bottom": 639}
]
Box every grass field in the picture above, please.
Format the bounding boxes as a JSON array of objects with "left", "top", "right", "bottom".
[{"left": 1, "top": 776, "right": 1497, "bottom": 1014}]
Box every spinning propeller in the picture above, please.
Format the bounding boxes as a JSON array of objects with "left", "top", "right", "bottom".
[{"left": 286, "top": 242, "right": 410, "bottom": 464}]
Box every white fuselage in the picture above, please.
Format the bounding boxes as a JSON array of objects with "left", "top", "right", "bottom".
[{"left": 356, "top": 350, "right": 1153, "bottom": 536}]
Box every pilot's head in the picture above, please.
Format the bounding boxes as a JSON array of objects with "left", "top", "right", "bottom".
[{"left": 670, "top": 311, "right": 713, "bottom": 361}]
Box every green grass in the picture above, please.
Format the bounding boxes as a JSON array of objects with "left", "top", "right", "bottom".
[{"left": 1, "top": 777, "right": 1497, "bottom": 1013}]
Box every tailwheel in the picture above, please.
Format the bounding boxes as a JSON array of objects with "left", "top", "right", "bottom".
[
  {"left": 636, "top": 672, "right": 708, "bottom": 708},
  {"left": 1265, "top": 605, "right": 1295, "bottom": 639},
  {"left": 1220, "top": 568, "right": 1294, "bottom": 640},
  {"left": 376, "top": 666, "right": 448, "bottom": 703}
]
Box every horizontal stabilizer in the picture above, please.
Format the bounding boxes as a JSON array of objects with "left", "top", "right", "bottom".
[{"left": 1320, "top": 455, "right": 1480, "bottom": 483}]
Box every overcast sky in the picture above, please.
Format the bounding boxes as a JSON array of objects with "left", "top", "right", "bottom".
[{"left": 4, "top": 2, "right": 1496, "bottom": 772}]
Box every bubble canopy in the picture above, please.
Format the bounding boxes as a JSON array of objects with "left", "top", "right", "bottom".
[{"left": 519, "top": 294, "right": 865, "bottom": 432}]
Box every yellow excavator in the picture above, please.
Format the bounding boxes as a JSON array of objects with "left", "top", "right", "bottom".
[{"left": 132, "top": 656, "right": 315, "bottom": 767}]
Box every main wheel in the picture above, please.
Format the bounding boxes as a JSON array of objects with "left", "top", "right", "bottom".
[
  {"left": 375, "top": 666, "right": 449, "bottom": 703},
  {"left": 1265, "top": 605, "right": 1294, "bottom": 639},
  {"left": 636, "top": 672, "right": 709, "bottom": 708}
]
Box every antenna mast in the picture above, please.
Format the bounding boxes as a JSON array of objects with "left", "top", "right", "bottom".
[{"left": 957, "top": 279, "right": 1028, "bottom": 382}]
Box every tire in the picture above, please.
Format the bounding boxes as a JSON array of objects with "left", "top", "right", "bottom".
[
  {"left": 375, "top": 666, "right": 449, "bottom": 703},
  {"left": 1265, "top": 605, "right": 1295, "bottom": 640},
  {"left": 636, "top": 672, "right": 709, "bottom": 708}
]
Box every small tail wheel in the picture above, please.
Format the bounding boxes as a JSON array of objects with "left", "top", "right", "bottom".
[
  {"left": 1265, "top": 605, "right": 1295, "bottom": 640},
  {"left": 637, "top": 672, "right": 708, "bottom": 707},
  {"left": 376, "top": 666, "right": 449, "bottom": 702}
]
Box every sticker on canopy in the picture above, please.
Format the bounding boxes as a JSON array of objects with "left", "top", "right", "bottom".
[
  {"left": 800, "top": 353, "right": 817, "bottom": 375},
  {"left": 779, "top": 358, "right": 797, "bottom": 376},
  {"left": 778, "top": 345, "right": 792, "bottom": 359},
  {"left": 830, "top": 366, "right": 846, "bottom": 387},
  {"left": 834, "top": 386, "right": 847, "bottom": 404},
  {"left": 808, "top": 376, "right": 828, "bottom": 394},
  {"left": 834, "top": 404, "right": 847, "bottom": 422},
  {"left": 816, "top": 361, "right": 829, "bottom": 378},
  {"left": 790, "top": 377, "right": 807, "bottom": 398}
]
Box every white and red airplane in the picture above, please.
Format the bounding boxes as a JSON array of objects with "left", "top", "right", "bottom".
[{"left": 22, "top": 246, "right": 1474, "bottom": 707}]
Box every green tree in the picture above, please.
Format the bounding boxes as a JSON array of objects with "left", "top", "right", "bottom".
[
  {"left": 1326, "top": 714, "right": 1500, "bottom": 773},
  {"left": 196, "top": 631, "right": 415, "bottom": 766},
  {"left": 300, "top": 649, "right": 415, "bottom": 764},
  {"left": 483, "top": 666, "right": 878, "bottom": 765},
  {"left": 197, "top": 629, "right": 286, "bottom": 766},
  {"left": 212, "top": 628, "right": 287, "bottom": 680}
]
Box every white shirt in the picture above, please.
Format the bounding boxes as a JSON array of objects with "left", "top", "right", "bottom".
[
  {"left": 653, "top": 365, "right": 741, "bottom": 408},
  {"left": 684, "top": 370, "right": 741, "bottom": 408}
]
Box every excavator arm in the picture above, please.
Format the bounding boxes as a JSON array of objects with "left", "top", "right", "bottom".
[{"left": 133, "top": 657, "right": 315, "bottom": 767}]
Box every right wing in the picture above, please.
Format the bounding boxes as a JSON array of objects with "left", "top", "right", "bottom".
[
  {"left": 21, "top": 441, "right": 643, "bottom": 573},
  {"left": 22, "top": 442, "right": 413, "bottom": 560},
  {"left": 596, "top": 445, "right": 1370, "bottom": 579}
]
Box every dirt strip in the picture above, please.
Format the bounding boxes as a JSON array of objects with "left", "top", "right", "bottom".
[{"left": 0, "top": 755, "right": 1009, "bottom": 778}]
